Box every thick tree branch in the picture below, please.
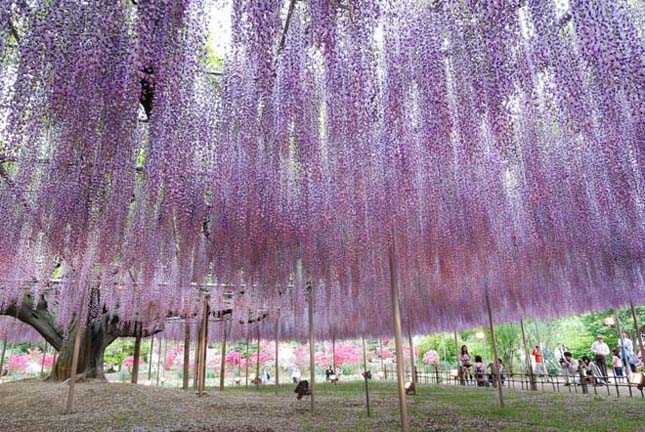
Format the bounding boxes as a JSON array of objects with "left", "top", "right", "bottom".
[
  {"left": 277, "top": 0, "right": 297, "bottom": 58},
  {"left": 2, "top": 294, "right": 64, "bottom": 350},
  {"left": 8, "top": 19, "right": 20, "bottom": 44}
]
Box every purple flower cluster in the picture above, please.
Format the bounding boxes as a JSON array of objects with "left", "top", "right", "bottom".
[{"left": 0, "top": 1, "right": 642, "bottom": 340}]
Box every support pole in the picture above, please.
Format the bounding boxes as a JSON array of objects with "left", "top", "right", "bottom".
[
  {"left": 131, "top": 322, "right": 142, "bottom": 384},
  {"left": 156, "top": 337, "right": 163, "bottom": 386},
  {"left": 520, "top": 320, "right": 536, "bottom": 391},
  {"left": 378, "top": 338, "right": 384, "bottom": 376},
  {"left": 274, "top": 310, "right": 280, "bottom": 393},
  {"left": 453, "top": 330, "right": 459, "bottom": 363},
  {"left": 485, "top": 289, "right": 504, "bottom": 407},
  {"left": 630, "top": 300, "right": 645, "bottom": 366},
  {"left": 408, "top": 327, "right": 416, "bottom": 384},
  {"left": 219, "top": 320, "right": 227, "bottom": 391},
  {"left": 148, "top": 335, "right": 155, "bottom": 381},
  {"left": 65, "top": 319, "right": 84, "bottom": 414},
  {"left": 245, "top": 337, "right": 249, "bottom": 388},
  {"left": 0, "top": 336, "right": 6, "bottom": 381},
  {"left": 40, "top": 341, "right": 48, "bottom": 376},
  {"left": 388, "top": 239, "right": 409, "bottom": 432},
  {"left": 614, "top": 310, "right": 631, "bottom": 396},
  {"left": 160, "top": 338, "right": 167, "bottom": 385},
  {"left": 199, "top": 297, "right": 210, "bottom": 395},
  {"left": 183, "top": 321, "right": 190, "bottom": 390},
  {"left": 362, "top": 335, "right": 371, "bottom": 417},
  {"left": 332, "top": 335, "right": 337, "bottom": 374},
  {"left": 194, "top": 320, "right": 202, "bottom": 390},
  {"left": 307, "top": 281, "right": 315, "bottom": 414},
  {"left": 255, "top": 325, "right": 261, "bottom": 390}
]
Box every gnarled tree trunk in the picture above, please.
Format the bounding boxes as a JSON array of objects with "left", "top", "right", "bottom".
[
  {"left": 2, "top": 293, "right": 159, "bottom": 382},
  {"left": 48, "top": 316, "right": 117, "bottom": 381}
]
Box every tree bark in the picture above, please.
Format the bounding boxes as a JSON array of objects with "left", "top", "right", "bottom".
[{"left": 3, "top": 294, "right": 162, "bottom": 382}]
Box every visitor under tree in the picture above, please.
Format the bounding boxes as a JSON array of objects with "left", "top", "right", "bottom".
[{"left": 591, "top": 335, "right": 610, "bottom": 383}]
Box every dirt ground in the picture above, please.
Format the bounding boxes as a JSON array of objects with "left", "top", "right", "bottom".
[{"left": 0, "top": 379, "right": 643, "bottom": 431}]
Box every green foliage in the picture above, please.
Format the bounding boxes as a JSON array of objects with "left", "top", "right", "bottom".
[
  {"left": 418, "top": 332, "right": 465, "bottom": 366},
  {"left": 104, "top": 338, "right": 152, "bottom": 367},
  {"left": 492, "top": 323, "right": 522, "bottom": 372},
  {"left": 416, "top": 305, "right": 644, "bottom": 374},
  {"left": 104, "top": 340, "right": 130, "bottom": 367}
]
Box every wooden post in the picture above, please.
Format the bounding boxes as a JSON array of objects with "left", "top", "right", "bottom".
[
  {"left": 148, "top": 335, "right": 155, "bottom": 381},
  {"left": 0, "top": 336, "right": 7, "bottom": 381},
  {"left": 194, "top": 320, "right": 202, "bottom": 390},
  {"left": 274, "top": 310, "right": 280, "bottom": 393},
  {"left": 378, "top": 338, "right": 384, "bottom": 376},
  {"left": 613, "top": 310, "right": 630, "bottom": 396},
  {"left": 362, "top": 335, "right": 371, "bottom": 417},
  {"left": 408, "top": 327, "right": 416, "bottom": 384},
  {"left": 40, "top": 341, "right": 48, "bottom": 376},
  {"left": 520, "top": 320, "right": 536, "bottom": 390},
  {"left": 255, "top": 325, "right": 261, "bottom": 390},
  {"left": 388, "top": 239, "right": 409, "bottom": 432},
  {"left": 131, "top": 322, "right": 142, "bottom": 384},
  {"left": 161, "top": 338, "right": 168, "bottom": 385},
  {"left": 332, "top": 335, "right": 337, "bottom": 374},
  {"left": 66, "top": 319, "right": 84, "bottom": 414},
  {"left": 156, "top": 337, "right": 163, "bottom": 386},
  {"left": 183, "top": 321, "right": 190, "bottom": 390},
  {"left": 219, "top": 320, "right": 227, "bottom": 391},
  {"left": 630, "top": 300, "right": 645, "bottom": 365},
  {"left": 199, "top": 297, "right": 210, "bottom": 395},
  {"left": 453, "top": 330, "right": 459, "bottom": 363},
  {"left": 307, "top": 281, "right": 315, "bottom": 414},
  {"left": 245, "top": 337, "right": 249, "bottom": 388},
  {"left": 485, "top": 289, "right": 504, "bottom": 407}
]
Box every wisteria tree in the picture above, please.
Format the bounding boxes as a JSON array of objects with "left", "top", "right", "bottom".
[{"left": 0, "top": 0, "right": 642, "bottom": 383}]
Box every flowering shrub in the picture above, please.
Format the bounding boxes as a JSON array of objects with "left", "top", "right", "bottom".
[
  {"left": 334, "top": 345, "right": 360, "bottom": 366},
  {"left": 165, "top": 351, "right": 177, "bottom": 371},
  {"left": 422, "top": 350, "right": 440, "bottom": 368},
  {"left": 123, "top": 356, "right": 143, "bottom": 368},
  {"left": 9, "top": 355, "right": 30, "bottom": 374},
  {"left": 378, "top": 347, "right": 392, "bottom": 360},
  {"left": 225, "top": 351, "right": 241, "bottom": 367}
]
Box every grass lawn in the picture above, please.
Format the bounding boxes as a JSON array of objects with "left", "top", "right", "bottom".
[{"left": 0, "top": 379, "right": 642, "bottom": 431}]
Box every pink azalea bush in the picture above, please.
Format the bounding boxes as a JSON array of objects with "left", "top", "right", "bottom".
[
  {"left": 422, "top": 350, "right": 440, "bottom": 368},
  {"left": 9, "top": 355, "right": 30, "bottom": 374},
  {"left": 225, "top": 351, "right": 241, "bottom": 367},
  {"left": 334, "top": 344, "right": 360, "bottom": 366},
  {"left": 377, "top": 347, "right": 392, "bottom": 359},
  {"left": 165, "top": 351, "right": 177, "bottom": 371},
  {"left": 123, "top": 355, "right": 143, "bottom": 368}
]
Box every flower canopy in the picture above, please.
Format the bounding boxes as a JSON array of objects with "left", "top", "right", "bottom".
[{"left": 0, "top": 1, "right": 642, "bottom": 340}]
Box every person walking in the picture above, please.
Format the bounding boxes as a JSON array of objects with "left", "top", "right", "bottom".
[
  {"left": 619, "top": 331, "right": 638, "bottom": 373},
  {"left": 612, "top": 349, "right": 624, "bottom": 381},
  {"left": 531, "top": 345, "right": 547, "bottom": 377},
  {"left": 591, "top": 335, "right": 610, "bottom": 383},
  {"left": 458, "top": 345, "right": 472, "bottom": 385}
]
